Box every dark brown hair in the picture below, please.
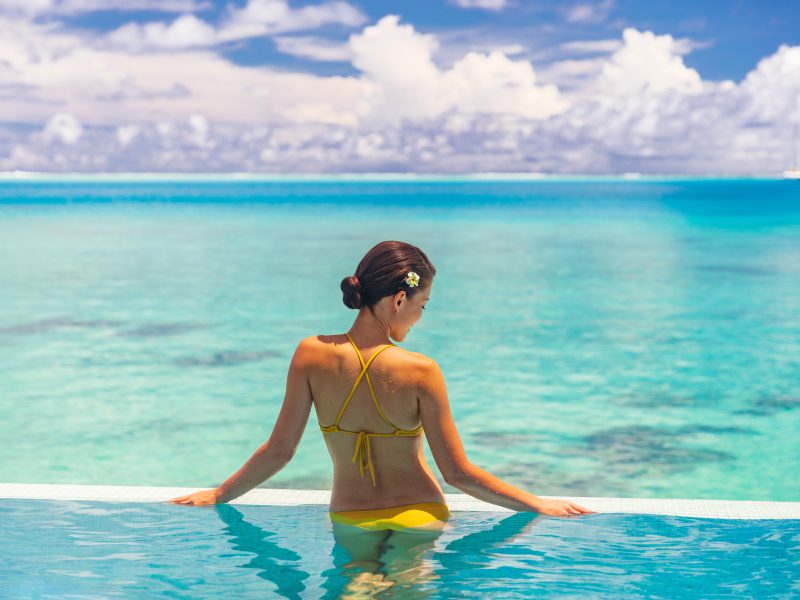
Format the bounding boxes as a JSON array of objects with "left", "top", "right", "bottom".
[{"left": 341, "top": 241, "right": 436, "bottom": 312}]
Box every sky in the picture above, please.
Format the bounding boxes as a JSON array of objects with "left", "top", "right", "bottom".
[{"left": 0, "top": 0, "right": 798, "bottom": 174}]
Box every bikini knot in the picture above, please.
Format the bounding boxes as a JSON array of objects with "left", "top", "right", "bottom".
[{"left": 352, "top": 431, "right": 377, "bottom": 487}]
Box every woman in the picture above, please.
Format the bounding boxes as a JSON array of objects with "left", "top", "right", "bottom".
[{"left": 168, "top": 240, "right": 593, "bottom": 530}]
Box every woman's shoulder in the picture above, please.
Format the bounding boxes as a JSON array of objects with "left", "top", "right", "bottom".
[
  {"left": 393, "top": 346, "right": 435, "bottom": 368},
  {"left": 302, "top": 334, "right": 436, "bottom": 369},
  {"left": 298, "top": 333, "right": 344, "bottom": 352}
]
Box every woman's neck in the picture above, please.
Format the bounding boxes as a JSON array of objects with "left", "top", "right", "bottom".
[{"left": 348, "top": 308, "right": 393, "bottom": 346}]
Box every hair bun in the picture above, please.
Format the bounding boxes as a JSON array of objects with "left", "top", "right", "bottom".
[{"left": 340, "top": 275, "right": 362, "bottom": 310}]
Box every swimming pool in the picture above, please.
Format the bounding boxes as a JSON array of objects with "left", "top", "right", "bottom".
[{"left": 2, "top": 485, "right": 798, "bottom": 599}]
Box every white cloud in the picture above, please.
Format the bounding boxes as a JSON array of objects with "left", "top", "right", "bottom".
[
  {"left": 108, "top": 14, "right": 217, "bottom": 50},
  {"left": 188, "top": 114, "right": 211, "bottom": 147},
  {"left": 443, "top": 51, "right": 568, "bottom": 119},
  {"left": 105, "top": 0, "right": 367, "bottom": 51},
  {"left": 42, "top": 112, "right": 83, "bottom": 144},
  {"left": 116, "top": 124, "right": 140, "bottom": 146},
  {"left": 537, "top": 56, "right": 608, "bottom": 91},
  {"left": 285, "top": 102, "right": 359, "bottom": 125},
  {"left": 560, "top": 39, "right": 622, "bottom": 54},
  {"left": 565, "top": 0, "right": 613, "bottom": 24},
  {"left": 221, "top": 0, "right": 366, "bottom": 39},
  {"left": 671, "top": 37, "right": 715, "bottom": 55},
  {"left": 273, "top": 35, "right": 353, "bottom": 61},
  {"left": 0, "top": 17, "right": 364, "bottom": 125},
  {"left": 1, "top": 10, "right": 800, "bottom": 175},
  {"left": 349, "top": 15, "right": 568, "bottom": 123},
  {"left": 546, "top": 31, "right": 710, "bottom": 94},
  {"left": 594, "top": 28, "right": 702, "bottom": 96},
  {"left": 156, "top": 121, "right": 174, "bottom": 137},
  {"left": 451, "top": 0, "right": 509, "bottom": 11},
  {"left": 5, "top": 144, "right": 47, "bottom": 168},
  {"left": 61, "top": 0, "right": 210, "bottom": 13},
  {"left": 490, "top": 43, "right": 525, "bottom": 56},
  {"left": 739, "top": 43, "right": 800, "bottom": 125},
  {"left": 349, "top": 15, "right": 444, "bottom": 122},
  {"left": 0, "top": 0, "right": 210, "bottom": 16},
  {"left": 0, "top": 0, "right": 52, "bottom": 16}
]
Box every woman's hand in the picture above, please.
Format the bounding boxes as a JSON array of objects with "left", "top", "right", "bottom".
[
  {"left": 533, "top": 498, "right": 595, "bottom": 517},
  {"left": 167, "top": 488, "right": 222, "bottom": 506}
]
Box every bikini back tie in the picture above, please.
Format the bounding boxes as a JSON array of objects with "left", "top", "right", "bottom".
[{"left": 319, "top": 333, "right": 424, "bottom": 486}]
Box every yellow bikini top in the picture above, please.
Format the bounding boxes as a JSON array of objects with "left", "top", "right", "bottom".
[{"left": 319, "top": 333, "right": 424, "bottom": 486}]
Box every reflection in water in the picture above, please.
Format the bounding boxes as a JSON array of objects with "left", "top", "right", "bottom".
[
  {"left": 212, "top": 503, "right": 542, "bottom": 598},
  {"left": 202, "top": 504, "right": 800, "bottom": 598},
  {"left": 323, "top": 521, "right": 444, "bottom": 598},
  {"left": 438, "top": 512, "right": 541, "bottom": 575},
  {"left": 215, "top": 504, "right": 310, "bottom": 599},
  {"left": 322, "top": 510, "right": 542, "bottom": 598}
]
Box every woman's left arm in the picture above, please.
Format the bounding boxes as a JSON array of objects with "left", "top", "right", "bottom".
[{"left": 169, "top": 337, "right": 315, "bottom": 506}]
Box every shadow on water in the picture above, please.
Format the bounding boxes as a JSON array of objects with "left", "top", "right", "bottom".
[
  {"left": 0, "top": 317, "right": 124, "bottom": 335},
  {"left": 467, "top": 421, "right": 760, "bottom": 497},
  {"left": 734, "top": 395, "right": 800, "bottom": 416},
  {"left": 0, "top": 318, "right": 212, "bottom": 339},
  {"left": 174, "top": 349, "right": 282, "bottom": 367},
  {"left": 693, "top": 264, "right": 775, "bottom": 276},
  {"left": 215, "top": 504, "right": 310, "bottom": 599},
  {"left": 549, "top": 423, "right": 760, "bottom": 495},
  {"left": 577, "top": 424, "right": 742, "bottom": 473},
  {"left": 115, "top": 322, "right": 209, "bottom": 337}
]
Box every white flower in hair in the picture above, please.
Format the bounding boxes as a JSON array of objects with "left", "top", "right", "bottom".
[{"left": 405, "top": 271, "right": 420, "bottom": 287}]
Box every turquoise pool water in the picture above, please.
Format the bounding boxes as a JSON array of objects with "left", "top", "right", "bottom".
[
  {"left": 0, "top": 177, "right": 798, "bottom": 501},
  {"left": 1, "top": 498, "right": 798, "bottom": 599}
]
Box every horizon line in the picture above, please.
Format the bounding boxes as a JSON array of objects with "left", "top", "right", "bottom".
[{"left": 0, "top": 171, "right": 793, "bottom": 181}]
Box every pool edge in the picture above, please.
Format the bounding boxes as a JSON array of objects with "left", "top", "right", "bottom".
[{"left": 1, "top": 483, "right": 798, "bottom": 520}]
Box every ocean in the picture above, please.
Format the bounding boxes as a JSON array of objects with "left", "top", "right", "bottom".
[{"left": 1, "top": 176, "right": 797, "bottom": 501}]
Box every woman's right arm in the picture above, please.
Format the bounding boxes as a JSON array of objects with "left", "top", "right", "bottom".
[{"left": 417, "top": 357, "right": 593, "bottom": 517}]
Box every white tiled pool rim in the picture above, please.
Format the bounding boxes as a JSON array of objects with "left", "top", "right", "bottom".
[{"left": 1, "top": 483, "right": 798, "bottom": 520}]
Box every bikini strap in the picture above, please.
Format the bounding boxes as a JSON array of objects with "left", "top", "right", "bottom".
[
  {"left": 332, "top": 336, "right": 393, "bottom": 428},
  {"left": 345, "top": 333, "right": 400, "bottom": 431}
]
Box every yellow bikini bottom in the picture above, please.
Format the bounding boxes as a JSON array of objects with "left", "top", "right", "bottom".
[{"left": 329, "top": 502, "right": 451, "bottom": 531}]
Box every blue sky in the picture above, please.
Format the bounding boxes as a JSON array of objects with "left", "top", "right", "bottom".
[
  {"left": 56, "top": 0, "right": 800, "bottom": 80},
  {"left": 1, "top": 0, "right": 799, "bottom": 173}
]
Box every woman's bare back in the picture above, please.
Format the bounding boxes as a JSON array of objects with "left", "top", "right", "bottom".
[
  {"left": 308, "top": 334, "right": 447, "bottom": 512},
  {"left": 168, "top": 243, "right": 594, "bottom": 517}
]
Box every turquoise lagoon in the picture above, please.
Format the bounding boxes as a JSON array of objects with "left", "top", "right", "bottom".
[{"left": 0, "top": 177, "right": 798, "bottom": 501}]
